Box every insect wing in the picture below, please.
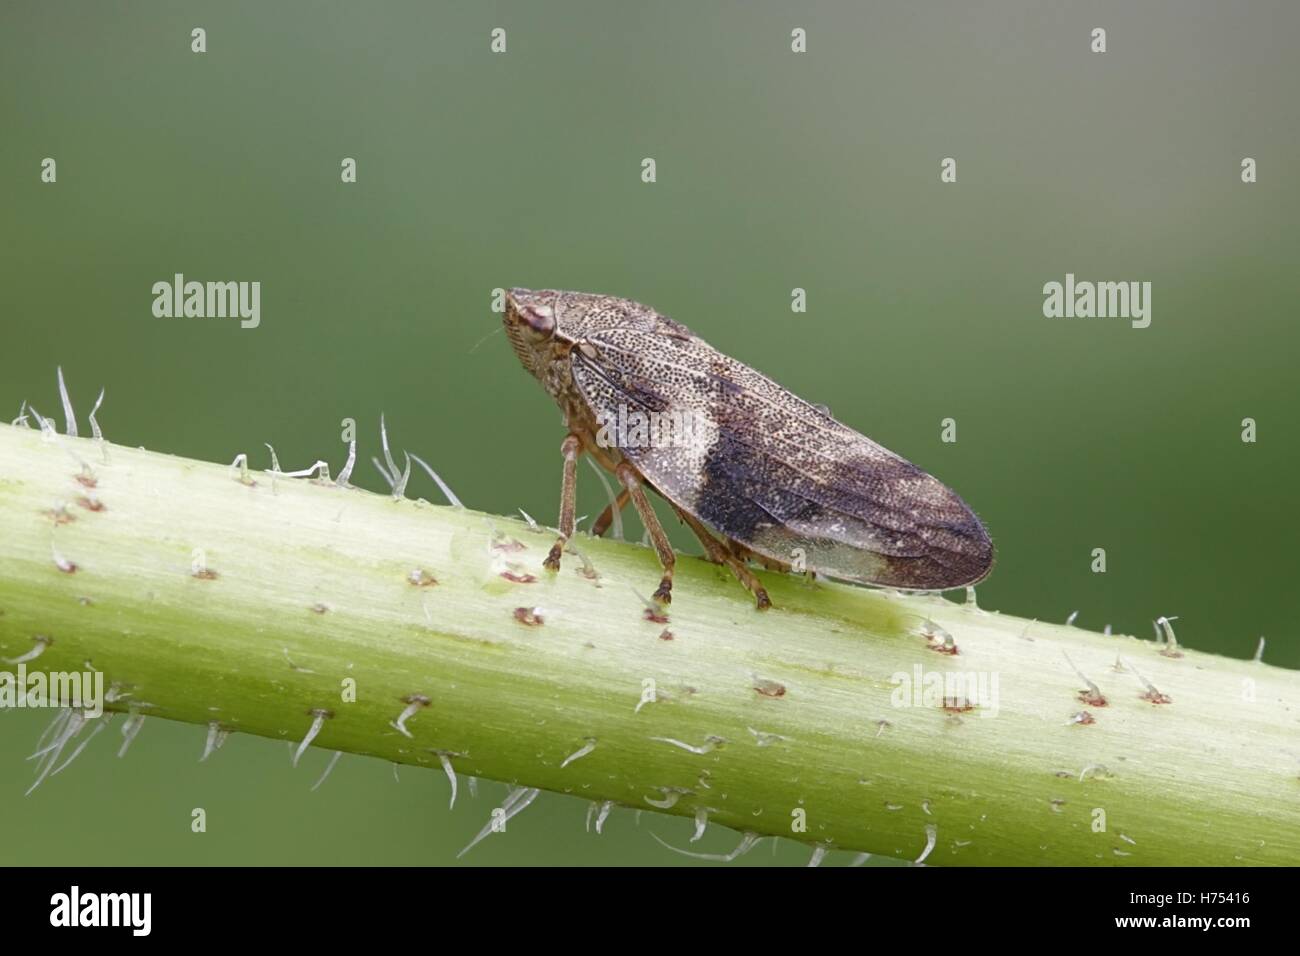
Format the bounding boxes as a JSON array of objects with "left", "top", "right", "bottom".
[{"left": 570, "top": 325, "right": 992, "bottom": 590}]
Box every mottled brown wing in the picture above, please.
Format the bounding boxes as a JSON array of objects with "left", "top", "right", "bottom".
[{"left": 570, "top": 323, "right": 993, "bottom": 590}]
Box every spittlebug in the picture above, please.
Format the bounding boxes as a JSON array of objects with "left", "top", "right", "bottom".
[{"left": 504, "top": 289, "right": 993, "bottom": 609}]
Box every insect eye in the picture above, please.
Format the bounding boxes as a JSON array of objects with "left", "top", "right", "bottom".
[{"left": 515, "top": 302, "right": 555, "bottom": 338}]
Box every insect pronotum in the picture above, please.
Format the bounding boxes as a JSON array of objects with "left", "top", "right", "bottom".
[{"left": 504, "top": 289, "right": 993, "bottom": 609}]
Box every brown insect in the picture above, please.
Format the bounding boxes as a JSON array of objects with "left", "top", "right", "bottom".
[{"left": 504, "top": 289, "right": 993, "bottom": 609}]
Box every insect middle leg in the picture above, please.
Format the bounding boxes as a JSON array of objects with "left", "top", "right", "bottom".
[
  {"left": 543, "top": 434, "right": 582, "bottom": 572},
  {"left": 670, "top": 504, "right": 772, "bottom": 610},
  {"left": 615, "top": 463, "right": 674, "bottom": 605}
]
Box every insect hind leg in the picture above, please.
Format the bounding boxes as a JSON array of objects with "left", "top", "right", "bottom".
[
  {"left": 727, "top": 541, "right": 792, "bottom": 575},
  {"left": 670, "top": 505, "right": 772, "bottom": 610}
]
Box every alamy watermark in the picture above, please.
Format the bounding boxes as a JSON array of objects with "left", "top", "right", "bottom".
[
  {"left": 152, "top": 273, "right": 260, "bottom": 329},
  {"left": 890, "top": 664, "right": 999, "bottom": 718},
  {"left": 594, "top": 404, "right": 706, "bottom": 450},
  {"left": 0, "top": 665, "right": 104, "bottom": 717},
  {"left": 1043, "top": 273, "right": 1150, "bottom": 329},
  {"left": 50, "top": 886, "right": 151, "bottom": 936}
]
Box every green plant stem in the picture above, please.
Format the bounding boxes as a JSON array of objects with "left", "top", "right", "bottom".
[{"left": 0, "top": 423, "right": 1296, "bottom": 864}]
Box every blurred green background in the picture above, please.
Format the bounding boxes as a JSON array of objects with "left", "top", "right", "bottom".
[{"left": 1, "top": 0, "right": 1296, "bottom": 865}]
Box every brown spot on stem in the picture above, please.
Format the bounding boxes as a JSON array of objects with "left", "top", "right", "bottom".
[
  {"left": 514, "top": 607, "right": 544, "bottom": 627},
  {"left": 754, "top": 678, "right": 786, "bottom": 698}
]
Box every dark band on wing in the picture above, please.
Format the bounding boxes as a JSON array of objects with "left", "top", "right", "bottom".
[{"left": 697, "top": 426, "right": 993, "bottom": 589}]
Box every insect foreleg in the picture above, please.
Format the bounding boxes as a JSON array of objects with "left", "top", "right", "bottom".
[
  {"left": 592, "top": 487, "right": 630, "bottom": 537},
  {"left": 670, "top": 504, "right": 772, "bottom": 610},
  {"left": 543, "top": 434, "right": 583, "bottom": 572},
  {"left": 615, "top": 463, "right": 675, "bottom": 605}
]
